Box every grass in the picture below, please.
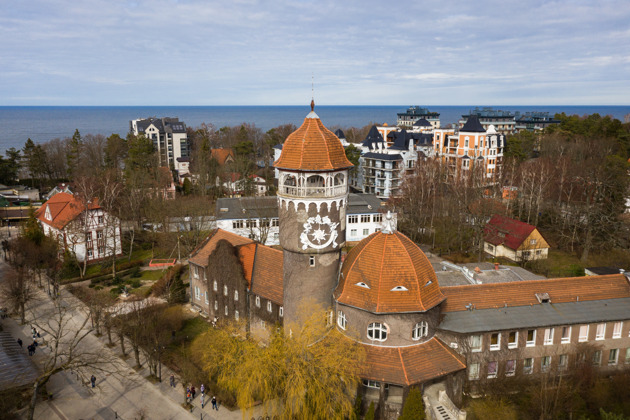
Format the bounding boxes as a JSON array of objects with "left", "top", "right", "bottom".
[{"left": 139, "top": 269, "right": 167, "bottom": 281}]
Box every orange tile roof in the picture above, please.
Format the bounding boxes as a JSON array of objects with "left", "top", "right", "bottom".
[
  {"left": 362, "top": 338, "right": 466, "bottom": 385},
  {"left": 250, "top": 245, "right": 284, "bottom": 304},
  {"left": 237, "top": 243, "right": 257, "bottom": 286},
  {"left": 211, "top": 148, "right": 234, "bottom": 166},
  {"left": 335, "top": 231, "right": 445, "bottom": 313},
  {"left": 441, "top": 274, "right": 630, "bottom": 313},
  {"left": 188, "top": 229, "right": 254, "bottom": 267},
  {"left": 274, "top": 109, "right": 353, "bottom": 172},
  {"left": 36, "top": 192, "right": 100, "bottom": 230}
]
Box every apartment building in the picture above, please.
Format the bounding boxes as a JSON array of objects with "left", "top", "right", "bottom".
[{"left": 130, "top": 117, "right": 190, "bottom": 171}]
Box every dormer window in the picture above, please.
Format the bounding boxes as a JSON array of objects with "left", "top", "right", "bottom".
[
  {"left": 356, "top": 282, "right": 370, "bottom": 289},
  {"left": 391, "top": 286, "right": 408, "bottom": 291},
  {"left": 535, "top": 293, "right": 551, "bottom": 304}
]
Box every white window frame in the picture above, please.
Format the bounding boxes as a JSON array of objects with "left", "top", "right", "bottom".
[
  {"left": 625, "top": 348, "right": 630, "bottom": 364},
  {"left": 593, "top": 350, "right": 602, "bottom": 365},
  {"left": 559, "top": 354, "right": 568, "bottom": 371},
  {"left": 608, "top": 349, "right": 619, "bottom": 365},
  {"left": 223, "top": 285, "right": 228, "bottom": 296},
  {"left": 468, "top": 362, "right": 479, "bottom": 380},
  {"left": 470, "top": 335, "right": 482, "bottom": 352},
  {"left": 255, "top": 296, "right": 260, "bottom": 308},
  {"left": 412, "top": 322, "right": 428, "bottom": 340},
  {"left": 87, "top": 249, "right": 93, "bottom": 258},
  {"left": 490, "top": 333, "right": 500, "bottom": 351},
  {"left": 309, "top": 256, "right": 315, "bottom": 267},
  {"left": 596, "top": 323, "right": 606, "bottom": 340},
  {"left": 279, "top": 306, "right": 283, "bottom": 317},
  {"left": 337, "top": 311, "right": 347, "bottom": 330},
  {"left": 613, "top": 322, "right": 622, "bottom": 339},
  {"left": 526, "top": 329, "right": 536, "bottom": 347},
  {"left": 507, "top": 331, "right": 518, "bottom": 349},
  {"left": 544, "top": 328, "right": 554, "bottom": 345},
  {"left": 234, "top": 290, "right": 238, "bottom": 301},
  {"left": 579, "top": 325, "right": 589, "bottom": 342},
  {"left": 192, "top": 265, "right": 199, "bottom": 279},
  {"left": 235, "top": 310, "right": 239, "bottom": 320},
  {"left": 267, "top": 300, "right": 272, "bottom": 312},
  {"left": 214, "top": 300, "right": 218, "bottom": 311},
  {"left": 195, "top": 286, "right": 200, "bottom": 300},
  {"left": 224, "top": 306, "right": 228, "bottom": 316},
  {"left": 541, "top": 356, "right": 551, "bottom": 372},
  {"left": 363, "top": 380, "right": 380, "bottom": 389},
  {"left": 487, "top": 361, "right": 497, "bottom": 378},
  {"left": 213, "top": 280, "right": 218, "bottom": 292},
  {"left": 524, "top": 358, "right": 533, "bottom": 374},
  {"left": 506, "top": 359, "right": 516, "bottom": 377},
  {"left": 561, "top": 326, "right": 571, "bottom": 344},
  {"left": 204, "top": 291, "right": 209, "bottom": 304},
  {"left": 367, "top": 322, "right": 388, "bottom": 342}
]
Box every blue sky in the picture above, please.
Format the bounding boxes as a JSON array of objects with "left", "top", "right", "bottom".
[{"left": 1, "top": 0, "right": 629, "bottom": 106}]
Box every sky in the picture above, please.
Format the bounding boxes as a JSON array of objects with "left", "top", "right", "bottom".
[{"left": 1, "top": 0, "right": 629, "bottom": 106}]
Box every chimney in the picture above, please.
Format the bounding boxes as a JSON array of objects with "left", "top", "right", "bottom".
[{"left": 494, "top": 262, "right": 499, "bottom": 270}]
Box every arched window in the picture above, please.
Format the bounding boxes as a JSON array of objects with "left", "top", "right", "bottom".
[
  {"left": 234, "top": 290, "right": 238, "bottom": 301},
  {"left": 235, "top": 311, "right": 239, "bottom": 320},
  {"left": 267, "top": 301, "right": 273, "bottom": 312},
  {"left": 255, "top": 296, "right": 260, "bottom": 307},
  {"left": 284, "top": 174, "right": 297, "bottom": 186},
  {"left": 334, "top": 173, "right": 345, "bottom": 186},
  {"left": 223, "top": 285, "right": 228, "bottom": 296},
  {"left": 412, "top": 321, "right": 428, "bottom": 340},
  {"left": 337, "top": 311, "right": 347, "bottom": 330},
  {"left": 367, "top": 322, "right": 388, "bottom": 342},
  {"left": 213, "top": 280, "right": 217, "bottom": 292}
]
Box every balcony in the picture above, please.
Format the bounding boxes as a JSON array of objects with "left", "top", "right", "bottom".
[{"left": 278, "top": 185, "right": 347, "bottom": 198}]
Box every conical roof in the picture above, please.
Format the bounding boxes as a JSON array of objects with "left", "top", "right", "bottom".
[
  {"left": 461, "top": 115, "right": 485, "bottom": 133},
  {"left": 335, "top": 230, "right": 445, "bottom": 313},
  {"left": 361, "top": 125, "right": 385, "bottom": 149},
  {"left": 274, "top": 102, "right": 353, "bottom": 172}
]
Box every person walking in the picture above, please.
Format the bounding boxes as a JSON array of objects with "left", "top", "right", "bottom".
[
  {"left": 169, "top": 374, "right": 175, "bottom": 387},
  {"left": 200, "top": 383, "right": 205, "bottom": 395},
  {"left": 191, "top": 385, "right": 196, "bottom": 399},
  {"left": 17, "top": 338, "right": 22, "bottom": 348},
  {"left": 211, "top": 396, "right": 218, "bottom": 411},
  {"left": 27, "top": 344, "right": 33, "bottom": 356},
  {"left": 186, "top": 386, "right": 191, "bottom": 403},
  {"left": 200, "top": 393, "right": 205, "bottom": 409},
  {"left": 90, "top": 375, "right": 96, "bottom": 388}
]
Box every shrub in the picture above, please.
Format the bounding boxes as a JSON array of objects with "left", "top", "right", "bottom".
[
  {"left": 399, "top": 387, "right": 425, "bottom": 420},
  {"left": 365, "top": 402, "right": 375, "bottom": 420},
  {"left": 130, "top": 266, "right": 142, "bottom": 278},
  {"left": 128, "top": 278, "right": 142, "bottom": 289}
]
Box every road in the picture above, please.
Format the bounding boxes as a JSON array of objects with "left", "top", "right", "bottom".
[{"left": 0, "top": 260, "right": 266, "bottom": 420}]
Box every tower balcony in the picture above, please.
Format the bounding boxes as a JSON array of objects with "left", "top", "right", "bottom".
[
  {"left": 279, "top": 184, "right": 347, "bottom": 198},
  {"left": 278, "top": 170, "right": 349, "bottom": 199}
]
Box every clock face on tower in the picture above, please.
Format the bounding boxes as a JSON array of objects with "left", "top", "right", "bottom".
[{"left": 300, "top": 214, "right": 339, "bottom": 250}]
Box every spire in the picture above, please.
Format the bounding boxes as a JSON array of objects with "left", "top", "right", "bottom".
[
  {"left": 382, "top": 211, "right": 396, "bottom": 234},
  {"left": 311, "top": 98, "right": 315, "bottom": 112}
]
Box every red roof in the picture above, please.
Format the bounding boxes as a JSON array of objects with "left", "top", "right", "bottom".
[
  {"left": 36, "top": 192, "right": 100, "bottom": 230},
  {"left": 361, "top": 338, "right": 466, "bottom": 385},
  {"left": 250, "top": 245, "right": 284, "bottom": 304},
  {"left": 335, "top": 231, "right": 445, "bottom": 313},
  {"left": 441, "top": 274, "right": 630, "bottom": 313},
  {"left": 274, "top": 106, "right": 353, "bottom": 172},
  {"left": 211, "top": 149, "right": 234, "bottom": 166},
  {"left": 484, "top": 214, "right": 537, "bottom": 250},
  {"left": 188, "top": 229, "right": 254, "bottom": 267}
]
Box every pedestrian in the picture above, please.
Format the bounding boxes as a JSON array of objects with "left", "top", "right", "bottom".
[
  {"left": 211, "top": 396, "right": 218, "bottom": 410},
  {"left": 27, "top": 344, "right": 34, "bottom": 356},
  {"left": 17, "top": 338, "right": 22, "bottom": 348},
  {"left": 191, "top": 385, "right": 196, "bottom": 399},
  {"left": 186, "top": 386, "right": 190, "bottom": 402},
  {"left": 200, "top": 383, "right": 205, "bottom": 395},
  {"left": 36, "top": 330, "right": 40, "bottom": 338},
  {"left": 169, "top": 374, "right": 175, "bottom": 387},
  {"left": 200, "top": 393, "right": 205, "bottom": 408}
]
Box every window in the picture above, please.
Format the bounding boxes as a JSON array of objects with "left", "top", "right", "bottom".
[
  {"left": 87, "top": 249, "right": 93, "bottom": 258},
  {"left": 506, "top": 360, "right": 516, "bottom": 376},
  {"left": 337, "top": 311, "right": 347, "bottom": 330},
  {"left": 309, "top": 256, "right": 315, "bottom": 267},
  {"left": 544, "top": 328, "right": 554, "bottom": 345},
  {"left": 235, "top": 311, "right": 239, "bottom": 320},
  {"left": 86, "top": 234, "right": 93, "bottom": 244},
  {"left": 351, "top": 229, "right": 357, "bottom": 237},
  {"left": 279, "top": 306, "right": 283, "bottom": 317},
  {"left": 373, "top": 214, "right": 382, "bottom": 223},
  {"left": 348, "top": 215, "right": 358, "bottom": 224},
  {"left": 593, "top": 350, "right": 602, "bottom": 366},
  {"left": 97, "top": 231, "right": 103, "bottom": 239},
  {"left": 246, "top": 220, "right": 256, "bottom": 228},
  {"left": 468, "top": 362, "right": 480, "bottom": 380},
  {"left": 363, "top": 228, "right": 369, "bottom": 236},
  {"left": 213, "top": 281, "right": 217, "bottom": 292},
  {"left": 232, "top": 220, "right": 243, "bottom": 229},
  {"left": 470, "top": 335, "right": 482, "bottom": 352},
  {"left": 260, "top": 219, "right": 270, "bottom": 228},
  {"left": 223, "top": 285, "right": 228, "bottom": 296},
  {"left": 255, "top": 296, "right": 260, "bottom": 307},
  {"left": 192, "top": 265, "right": 199, "bottom": 279},
  {"left": 490, "top": 333, "right": 500, "bottom": 351},
  {"left": 541, "top": 356, "right": 551, "bottom": 372},
  {"left": 412, "top": 322, "right": 428, "bottom": 340},
  {"left": 559, "top": 354, "right": 568, "bottom": 371},
  {"left": 363, "top": 380, "right": 380, "bottom": 389},
  {"left": 195, "top": 287, "right": 200, "bottom": 300},
  {"left": 234, "top": 291, "right": 238, "bottom": 301},
  {"left": 596, "top": 323, "right": 606, "bottom": 340},
  {"left": 524, "top": 358, "right": 533, "bottom": 374},
  {"left": 526, "top": 329, "right": 536, "bottom": 347},
  {"left": 367, "top": 323, "right": 388, "bottom": 342},
  {"left": 487, "top": 361, "right": 497, "bottom": 378},
  {"left": 214, "top": 301, "right": 218, "bottom": 311},
  {"left": 561, "top": 326, "right": 571, "bottom": 344},
  {"left": 579, "top": 325, "right": 589, "bottom": 342},
  {"left": 98, "top": 216, "right": 104, "bottom": 224},
  {"left": 361, "top": 215, "right": 370, "bottom": 223},
  {"left": 224, "top": 306, "right": 228, "bottom": 316},
  {"left": 267, "top": 301, "right": 272, "bottom": 312},
  {"left": 508, "top": 331, "right": 518, "bottom": 349},
  {"left": 271, "top": 218, "right": 279, "bottom": 227},
  {"left": 609, "top": 349, "right": 619, "bottom": 365},
  {"left": 613, "top": 322, "right": 622, "bottom": 339},
  {"left": 327, "top": 310, "right": 333, "bottom": 327},
  {"left": 626, "top": 348, "right": 630, "bottom": 364},
  {"left": 530, "top": 239, "right": 536, "bottom": 245},
  {"left": 97, "top": 246, "right": 104, "bottom": 255},
  {"left": 204, "top": 291, "right": 208, "bottom": 304}
]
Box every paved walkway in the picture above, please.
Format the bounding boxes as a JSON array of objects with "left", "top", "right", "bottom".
[{"left": 0, "top": 261, "right": 268, "bottom": 420}]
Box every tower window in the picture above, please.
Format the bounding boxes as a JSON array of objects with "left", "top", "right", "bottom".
[
  {"left": 337, "top": 311, "right": 347, "bottom": 330},
  {"left": 412, "top": 322, "right": 428, "bottom": 340},
  {"left": 309, "top": 256, "right": 315, "bottom": 267},
  {"left": 367, "top": 322, "right": 388, "bottom": 342}
]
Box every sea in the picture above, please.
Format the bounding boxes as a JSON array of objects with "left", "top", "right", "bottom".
[{"left": 1, "top": 105, "right": 629, "bottom": 154}]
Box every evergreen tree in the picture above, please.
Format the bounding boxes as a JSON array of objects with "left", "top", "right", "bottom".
[
  {"left": 399, "top": 387, "right": 426, "bottom": 420},
  {"left": 22, "top": 207, "right": 45, "bottom": 246},
  {"left": 365, "top": 402, "right": 375, "bottom": 420},
  {"left": 66, "top": 129, "right": 82, "bottom": 177},
  {"left": 168, "top": 270, "right": 187, "bottom": 303}
]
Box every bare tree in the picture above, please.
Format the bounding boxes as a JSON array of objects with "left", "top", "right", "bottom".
[{"left": 0, "top": 264, "right": 36, "bottom": 324}]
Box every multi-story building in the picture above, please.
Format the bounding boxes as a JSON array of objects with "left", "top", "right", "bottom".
[
  {"left": 514, "top": 111, "right": 561, "bottom": 132},
  {"left": 130, "top": 117, "right": 190, "bottom": 171},
  {"left": 397, "top": 106, "right": 441, "bottom": 129},
  {"left": 190, "top": 103, "right": 630, "bottom": 419},
  {"left": 436, "top": 115, "right": 505, "bottom": 180},
  {"left": 215, "top": 194, "right": 393, "bottom": 246},
  {"left": 36, "top": 192, "right": 122, "bottom": 262},
  {"left": 459, "top": 107, "right": 516, "bottom": 135}
]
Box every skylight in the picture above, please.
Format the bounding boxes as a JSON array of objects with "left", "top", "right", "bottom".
[
  {"left": 391, "top": 286, "right": 408, "bottom": 291},
  {"left": 355, "top": 282, "right": 370, "bottom": 289}
]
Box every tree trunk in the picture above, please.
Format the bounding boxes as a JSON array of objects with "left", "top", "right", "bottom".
[
  {"left": 118, "top": 331, "right": 126, "bottom": 355},
  {"left": 133, "top": 345, "right": 141, "bottom": 367},
  {"left": 20, "top": 302, "right": 26, "bottom": 324},
  {"left": 28, "top": 380, "right": 39, "bottom": 420},
  {"left": 106, "top": 325, "right": 113, "bottom": 346}
]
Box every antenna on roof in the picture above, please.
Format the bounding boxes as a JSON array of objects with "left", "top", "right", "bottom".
[{"left": 311, "top": 74, "right": 315, "bottom": 111}]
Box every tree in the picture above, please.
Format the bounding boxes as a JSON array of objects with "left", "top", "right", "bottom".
[
  {"left": 66, "top": 129, "right": 82, "bottom": 178},
  {"left": 104, "top": 133, "right": 128, "bottom": 170},
  {"left": 0, "top": 148, "right": 21, "bottom": 185},
  {"left": 399, "top": 387, "right": 426, "bottom": 420},
  {"left": 0, "top": 263, "right": 35, "bottom": 324},
  {"left": 192, "top": 303, "right": 366, "bottom": 419},
  {"left": 364, "top": 402, "right": 375, "bottom": 420},
  {"left": 138, "top": 304, "right": 183, "bottom": 381}
]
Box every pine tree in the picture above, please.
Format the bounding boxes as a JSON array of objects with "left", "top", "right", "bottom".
[
  {"left": 66, "top": 129, "right": 82, "bottom": 178},
  {"left": 365, "top": 402, "right": 375, "bottom": 420},
  {"left": 168, "top": 269, "right": 187, "bottom": 303},
  {"left": 399, "top": 387, "right": 425, "bottom": 420}
]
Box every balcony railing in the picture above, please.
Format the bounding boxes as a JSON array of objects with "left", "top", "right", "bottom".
[{"left": 279, "top": 185, "right": 347, "bottom": 198}]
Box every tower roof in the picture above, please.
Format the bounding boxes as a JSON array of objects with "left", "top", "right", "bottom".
[
  {"left": 274, "top": 103, "right": 353, "bottom": 172},
  {"left": 335, "top": 230, "right": 445, "bottom": 313},
  {"left": 461, "top": 115, "right": 486, "bottom": 133}
]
